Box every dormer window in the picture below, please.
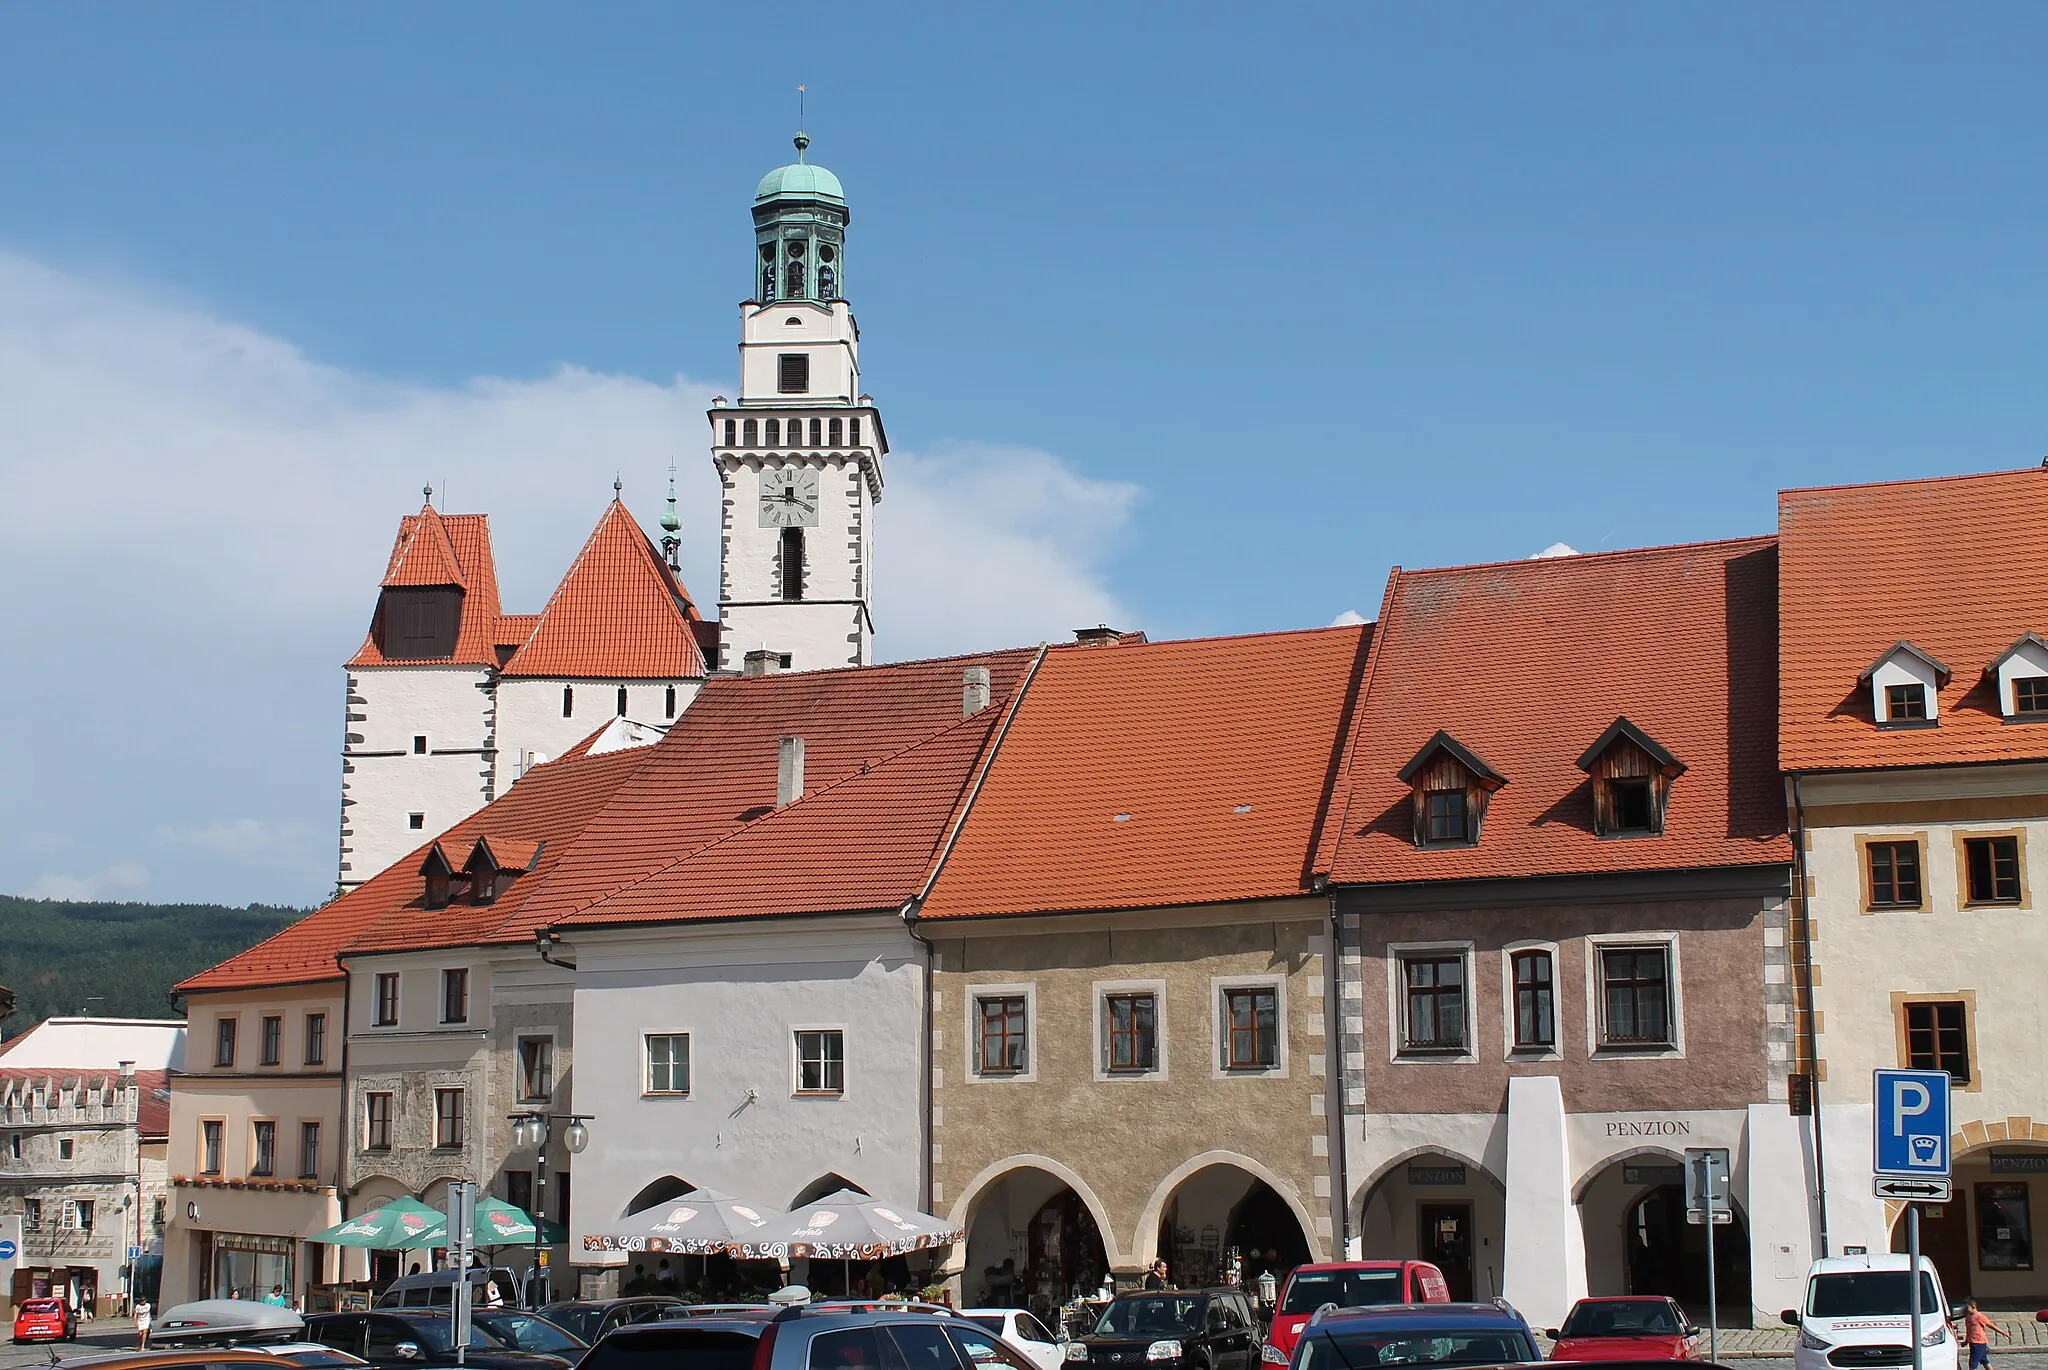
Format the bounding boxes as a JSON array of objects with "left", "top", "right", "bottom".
[
  {"left": 418, "top": 843, "right": 461, "bottom": 911},
  {"left": 1575, "top": 718, "right": 1686, "bottom": 838},
  {"left": 1397, "top": 731, "right": 1506, "bottom": 850},
  {"left": 1861, "top": 641, "right": 1949, "bottom": 727},
  {"left": 1989, "top": 633, "right": 2048, "bottom": 721},
  {"left": 462, "top": 837, "right": 541, "bottom": 907}
]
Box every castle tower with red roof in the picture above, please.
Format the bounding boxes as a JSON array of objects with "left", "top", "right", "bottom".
[{"left": 339, "top": 491, "right": 711, "bottom": 892}]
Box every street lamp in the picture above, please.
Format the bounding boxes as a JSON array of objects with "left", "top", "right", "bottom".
[{"left": 505, "top": 1112, "right": 590, "bottom": 1306}]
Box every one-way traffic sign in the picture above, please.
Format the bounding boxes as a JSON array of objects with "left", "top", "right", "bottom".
[
  {"left": 1875, "top": 1177, "right": 1953, "bottom": 1202},
  {"left": 1874, "top": 1068, "right": 1952, "bottom": 1179}
]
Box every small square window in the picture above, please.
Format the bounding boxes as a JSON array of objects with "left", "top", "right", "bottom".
[
  {"left": 1964, "top": 836, "right": 2022, "bottom": 905},
  {"left": 58, "top": 1138, "right": 73, "bottom": 1161},
  {"left": 1887, "top": 683, "right": 1929, "bottom": 721},
  {"left": 795, "top": 1029, "right": 844, "bottom": 1094},
  {"left": 412, "top": 735, "right": 428, "bottom": 755},
  {"left": 778, "top": 353, "right": 810, "bottom": 393},
  {"left": 408, "top": 813, "right": 425, "bottom": 831},
  {"left": 1866, "top": 840, "right": 1923, "bottom": 909},
  {"left": 1904, "top": 1000, "right": 1971, "bottom": 1083},
  {"left": 1424, "top": 790, "right": 1469, "bottom": 845},
  {"left": 646, "top": 1034, "right": 690, "bottom": 1095},
  {"left": 1610, "top": 779, "right": 1655, "bottom": 833},
  {"left": 2017, "top": 677, "right": 2048, "bottom": 716}
]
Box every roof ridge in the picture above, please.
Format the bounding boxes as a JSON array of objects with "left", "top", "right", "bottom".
[
  {"left": 549, "top": 692, "right": 1021, "bottom": 930},
  {"left": 1780, "top": 464, "right": 2047, "bottom": 500},
  {"left": 731, "top": 644, "right": 1041, "bottom": 681},
  {"left": 175, "top": 901, "right": 345, "bottom": 993},
  {"left": 912, "top": 644, "right": 1050, "bottom": 910},
  {"left": 1391, "top": 533, "right": 1779, "bottom": 581},
  {"left": 1312, "top": 582, "right": 1399, "bottom": 877}
]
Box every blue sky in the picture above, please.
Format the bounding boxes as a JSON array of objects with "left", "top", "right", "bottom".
[{"left": 3, "top": 3, "right": 2046, "bottom": 904}]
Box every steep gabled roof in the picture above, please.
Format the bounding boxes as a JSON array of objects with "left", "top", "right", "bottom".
[
  {"left": 1575, "top": 717, "right": 1686, "bottom": 776},
  {"left": 499, "top": 501, "right": 710, "bottom": 680},
  {"left": 917, "top": 627, "right": 1370, "bottom": 920},
  {"left": 1989, "top": 632, "right": 2048, "bottom": 673},
  {"left": 347, "top": 509, "right": 506, "bottom": 669},
  {"left": 1398, "top": 730, "right": 1506, "bottom": 788},
  {"left": 1857, "top": 641, "right": 1951, "bottom": 684},
  {"left": 1781, "top": 466, "right": 2048, "bottom": 771},
  {"left": 1321, "top": 537, "right": 1788, "bottom": 886}
]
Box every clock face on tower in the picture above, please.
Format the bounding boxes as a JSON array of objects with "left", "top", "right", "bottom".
[{"left": 759, "top": 465, "right": 821, "bottom": 527}]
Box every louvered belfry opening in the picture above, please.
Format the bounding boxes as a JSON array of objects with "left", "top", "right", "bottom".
[{"left": 780, "top": 527, "right": 806, "bottom": 601}]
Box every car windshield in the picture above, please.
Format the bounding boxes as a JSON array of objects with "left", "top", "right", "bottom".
[
  {"left": 477, "top": 1313, "right": 585, "bottom": 1354},
  {"left": 1297, "top": 1329, "right": 1539, "bottom": 1369},
  {"left": 1557, "top": 1303, "right": 1681, "bottom": 1337},
  {"left": 540, "top": 1306, "right": 606, "bottom": 1343},
  {"left": 581, "top": 1328, "right": 761, "bottom": 1370},
  {"left": 967, "top": 1317, "right": 1005, "bottom": 1335},
  {"left": 1283, "top": 1273, "right": 1407, "bottom": 1315},
  {"left": 1094, "top": 1298, "right": 1204, "bottom": 1336},
  {"left": 1807, "top": 1273, "right": 1942, "bottom": 1318}
]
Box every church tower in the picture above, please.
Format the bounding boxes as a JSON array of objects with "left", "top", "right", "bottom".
[{"left": 712, "top": 132, "right": 885, "bottom": 672}]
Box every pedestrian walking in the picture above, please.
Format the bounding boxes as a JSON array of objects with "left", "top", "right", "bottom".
[
  {"left": 133, "top": 1298, "right": 152, "bottom": 1350},
  {"left": 264, "top": 1285, "right": 289, "bottom": 1307},
  {"left": 1962, "top": 1301, "right": 2011, "bottom": 1370}
]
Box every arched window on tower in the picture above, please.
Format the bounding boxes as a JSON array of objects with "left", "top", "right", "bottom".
[
  {"left": 743, "top": 418, "right": 758, "bottom": 447},
  {"left": 784, "top": 260, "right": 806, "bottom": 299},
  {"left": 829, "top": 417, "right": 843, "bottom": 446},
  {"left": 765, "top": 418, "right": 781, "bottom": 446},
  {"left": 819, "top": 266, "right": 836, "bottom": 299},
  {"left": 809, "top": 418, "right": 822, "bottom": 447},
  {"left": 780, "top": 527, "right": 806, "bottom": 601},
  {"left": 848, "top": 418, "right": 861, "bottom": 447},
  {"left": 760, "top": 243, "right": 777, "bottom": 302},
  {"left": 724, "top": 418, "right": 737, "bottom": 447}
]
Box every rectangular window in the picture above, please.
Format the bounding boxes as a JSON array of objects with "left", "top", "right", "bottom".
[
  {"left": 1511, "top": 951, "right": 1555, "bottom": 1050},
  {"left": 305, "top": 1013, "right": 327, "bottom": 1066},
  {"left": 778, "top": 353, "right": 810, "bottom": 393},
  {"left": 1978, "top": 1183, "right": 2033, "bottom": 1271},
  {"left": 412, "top": 735, "right": 428, "bottom": 755},
  {"left": 2018, "top": 677, "right": 2048, "bottom": 715},
  {"left": 1223, "top": 987, "right": 1279, "bottom": 1069},
  {"left": 215, "top": 1017, "right": 238, "bottom": 1068},
  {"left": 646, "top": 1034, "right": 690, "bottom": 1094},
  {"left": 1867, "top": 840, "right": 1924, "bottom": 909},
  {"left": 373, "top": 973, "right": 399, "bottom": 1027},
  {"left": 518, "top": 1036, "right": 554, "bottom": 1102},
  {"left": 58, "top": 1138, "right": 73, "bottom": 1160},
  {"left": 202, "top": 1120, "right": 223, "bottom": 1174},
  {"left": 434, "top": 1088, "right": 465, "bottom": 1148},
  {"left": 8, "top": 1134, "right": 18, "bottom": 1160},
  {"left": 1105, "top": 993, "right": 1158, "bottom": 1072},
  {"left": 299, "top": 1122, "right": 321, "bottom": 1180},
  {"left": 23, "top": 1198, "right": 40, "bottom": 1230},
  {"left": 251, "top": 1120, "right": 276, "bottom": 1176},
  {"left": 1424, "top": 790, "right": 1469, "bottom": 844},
  {"left": 562, "top": 685, "right": 574, "bottom": 718},
  {"left": 440, "top": 968, "right": 468, "bottom": 1023},
  {"left": 260, "top": 1015, "right": 282, "bottom": 1067},
  {"left": 408, "top": 813, "right": 425, "bottom": 830},
  {"left": 795, "top": 1029, "right": 845, "bottom": 1094},
  {"left": 1601, "top": 947, "right": 1674, "bottom": 1047},
  {"left": 364, "top": 1092, "right": 393, "bottom": 1151},
  {"left": 1887, "top": 683, "right": 1929, "bottom": 721},
  {"left": 1402, "top": 956, "right": 1466, "bottom": 1052},
  {"left": 975, "top": 996, "right": 1029, "bottom": 1075},
  {"left": 1610, "top": 779, "right": 1655, "bottom": 833},
  {"left": 72, "top": 1200, "right": 93, "bottom": 1232},
  {"left": 1904, "top": 1000, "right": 1971, "bottom": 1083},
  {"left": 1964, "top": 835, "right": 2023, "bottom": 905},
  {"left": 506, "top": 1170, "right": 533, "bottom": 1215},
  {"left": 780, "top": 526, "right": 806, "bottom": 601}
]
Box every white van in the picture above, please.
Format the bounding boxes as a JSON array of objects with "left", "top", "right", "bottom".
[{"left": 1783, "top": 1253, "right": 1961, "bottom": 1370}]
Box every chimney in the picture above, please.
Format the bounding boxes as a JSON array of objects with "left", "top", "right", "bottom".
[
  {"left": 744, "top": 650, "right": 786, "bottom": 677},
  {"left": 962, "top": 666, "right": 991, "bottom": 716},
  {"left": 1073, "top": 625, "right": 1146, "bottom": 648},
  {"left": 777, "top": 736, "right": 806, "bottom": 807}
]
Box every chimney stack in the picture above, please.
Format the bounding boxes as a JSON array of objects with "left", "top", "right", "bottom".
[
  {"left": 777, "top": 736, "right": 806, "bottom": 807},
  {"left": 743, "top": 650, "right": 785, "bottom": 677},
  {"left": 1074, "top": 625, "right": 1146, "bottom": 648},
  {"left": 962, "top": 666, "right": 992, "bottom": 716}
]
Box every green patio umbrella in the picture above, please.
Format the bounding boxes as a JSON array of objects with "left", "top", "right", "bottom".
[
  {"left": 474, "top": 1197, "right": 567, "bottom": 1246},
  {"left": 307, "top": 1196, "right": 447, "bottom": 1249}
]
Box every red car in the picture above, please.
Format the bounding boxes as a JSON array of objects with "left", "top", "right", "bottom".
[
  {"left": 1261, "top": 1260, "right": 1451, "bottom": 1363},
  {"left": 12, "top": 1297, "right": 77, "bottom": 1344},
  {"left": 1546, "top": 1297, "right": 1698, "bottom": 1361}
]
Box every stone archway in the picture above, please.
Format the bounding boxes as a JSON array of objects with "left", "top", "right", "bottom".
[
  {"left": 1576, "top": 1151, "right": 1750, "bottom": 1321},
  {"left": 952, "top": 1158, "right": 1115, "bottom": 1315},
  {"left": 1355, "top": 1150, "right": 1505, "bottom": 1302},
  {"left": 622, "top": 1175, "right": 697, "bottom": 1218},
  {"left": 790, "top": 1173, "right": 868, "bottom": 1208},
  {"left": 1138, "top": 1154, "right": 1318, "bottom": 1291},
  {"left": 1891, "top": 1137, "right": 2048, "bottom": 1304}
]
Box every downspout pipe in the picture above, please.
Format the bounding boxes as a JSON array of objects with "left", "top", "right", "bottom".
[
  {"left": 1791, "top": 775, "right": 1830, "bottom": 1258},
  {"left": 1320, "top": 882, "right": 1350, "bottom": 1258}
]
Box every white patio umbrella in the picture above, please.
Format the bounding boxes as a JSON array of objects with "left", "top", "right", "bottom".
[
  {"left": 734, "top": 1189, "right": 963, "bottom": 1266},
  {"left": 583, "top": 1188, "right": 783, "bottom": 1256}
]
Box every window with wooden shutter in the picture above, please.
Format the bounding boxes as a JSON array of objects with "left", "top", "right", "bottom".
[{"left": 778, "top": 353, "right": 810, "bottom": 393}]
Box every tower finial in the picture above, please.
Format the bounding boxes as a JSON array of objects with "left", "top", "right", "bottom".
[
  {"left": 423, "top": 483, "right": 434, "bottom": 508},
  {"left": 795, "top": 85, "right": 808, "bottom": 162},
  {"left": 613, "top": 473, "right": 623, "bottom": 500},
  {"left": 660, "top": 461, "right": 682, "bottom": 570}
]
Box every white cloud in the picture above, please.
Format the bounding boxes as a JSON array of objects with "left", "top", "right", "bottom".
[
  {"left": 1329, "top": 609, "right": 1367, "bottom": 627},
  {"left": 0, "top": 249, "right": 1140, "bottom": 901},
  {"left": 1530, "top": 541, "right": 1580, "bottom": 559},
  {"left": 27, "top": 863, "right": 150, "bottom": 902}
]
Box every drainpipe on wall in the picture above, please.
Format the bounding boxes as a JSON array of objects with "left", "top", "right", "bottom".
[
  {"left": 1321, "top": 884, "right": 1351, "bottom": 1258},
  {"left": 336, "top": 967, "right": 354, "bottom": 1287},
  {"left": 1791, "top": 774, "right": 1830, "bottom": 1258}
]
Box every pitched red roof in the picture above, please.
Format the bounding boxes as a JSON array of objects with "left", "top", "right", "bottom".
[
  {"left": 499, "top": 501, "right": 710, "bottom": 680},
  {"left": 918, "top": 627, "right": 1369, "bottom": 919},
  {"left": 1779, "top": 466, "right": 2048, "bottom": 772},
  {"left": 346, "top": 510, "right": 506, "bottom": 669},
  {"left": 1319, "top": 537, "right": 1789, "bottom": 885}
]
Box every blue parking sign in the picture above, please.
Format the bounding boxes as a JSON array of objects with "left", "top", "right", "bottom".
[{"left": 1875, "top": 1068, "right": 1952, "bottom": 1177}]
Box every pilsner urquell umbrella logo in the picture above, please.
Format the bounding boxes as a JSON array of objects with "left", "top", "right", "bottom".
[{"left": 489, "top": 1211, "right": 521, "bottom": 1234}]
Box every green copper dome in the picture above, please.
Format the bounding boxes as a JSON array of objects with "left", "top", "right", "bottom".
[{"left": 755, "top": 132, "right": 844, "bottom": 203}]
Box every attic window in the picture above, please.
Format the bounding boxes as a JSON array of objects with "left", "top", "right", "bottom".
[
  {"left": 1397, "top": 731, "right": 1505, "bottom": 850},
  {"left": 1863, "top": 642, "right": 1948, "bottom": 726},
  {"left": 2018, "top": 678, "right": 2048, "bottom": 716},
  {"left": 1886, "top": 683, "right": 1928, "bottom": 721},
  {"left": 1990, "top": 635, "right": 2048, "bottom": 720},
  {"left": 1576, "top": 718, "right": 1686, "bottom": 839}
]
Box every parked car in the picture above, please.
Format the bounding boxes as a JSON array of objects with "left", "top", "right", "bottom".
[
  {"left": 580, "top": 1303, "right": 1009, "bottom": 1370},
  {"left": 305, "top": 1310, "right": 572, "bottom": 1370},
  {"left": 1263, "top": 1261, "right": 1452, "bottom": 1363},
  {"left": 1066, "top": 1290, "right": 1261, "bottom": 1370},
  {"left": 378, "top": 1270, "right": 524, "bottom": 1311},
  {"left": 1546, "top": 1298, "right": 1697, "bottom": 1361},
  {"left": 1782, "top": 1254, "right": 1961, "bottom": 1370},
  {"left": 537, "top": 1300, "right": 682, "bottom": 1344},
  {"left": 15, "top": 1297, "right": 77, "bottom": 1343},
  {"left": 472, "top": 1311, "right": 589, "bottom": 1359},
  {"left": 961, "top": 1309, "right": 1068, "bottom": 1370},
  {"left": 1287, "top": 1302, "right": 1542, "bottom": 1369},
  {"left": 51, "top": 1352, "right": 293, "bottom": 1370}
]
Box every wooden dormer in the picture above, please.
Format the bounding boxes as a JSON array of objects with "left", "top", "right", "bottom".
[
  {"left": 418, "top": 842, "right": 467, "bottom": 911},
  {"left": 1575, "top": 717, "right": 1686, "bottom": 837},
  {"left": 462, "top": 836, "right": 544, "bottom": 906},
  {"left": 1397, "top": 731, "right": 1507, "bottom": 849}
]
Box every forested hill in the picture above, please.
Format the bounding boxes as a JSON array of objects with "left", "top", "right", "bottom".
[{"left": 0, "top": 898, "right": 309, "bottom": 1039}]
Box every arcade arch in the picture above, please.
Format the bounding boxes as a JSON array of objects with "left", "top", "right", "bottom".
[
  {"left": 1139, "top": 1154, "right": 1317, "bottom": 1291},
  {"left": 1355, "top": 1150, "right": 1505, "bottom": 1302},
  {"left": 954, "top": 1158, "right": 1115, "bottom": 1314},
  {"left": 1576, "top": 1150, "right": 1749, "bottom": 1317}
]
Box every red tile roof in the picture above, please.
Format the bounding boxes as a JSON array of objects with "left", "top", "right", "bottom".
[
  {"left": 1779, "top": 466, "right": 2048, "bottom": 772},
  {"left": 918, "top": 627, "right": 1370, "bottom": 919},
  {"left": 498, "top": 501, "right": 710, "bottom": 680},
  {"left": 1319, "top": 538, "right": 1789, "bottom": 885},
  {"left": 346, "top": 510, "right": 506, "bottom": 669}
]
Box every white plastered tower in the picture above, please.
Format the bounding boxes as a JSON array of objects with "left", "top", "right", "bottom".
[{"left": 713, "top": 132, "right": 886, "bottom": 672}]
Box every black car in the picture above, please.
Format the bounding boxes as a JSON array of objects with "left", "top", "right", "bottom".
[
  {"left": 305, "top": 1310, "right": 574, "bottom": 1370},
  {"left": 535, "top": 1301, "right": 682, "bottom": 1345},
  {"left": 471, "top": 1311, "right": 589, "bottom": 1360},
  {"left": 1070, "top": 1291, "right": 1260, "bottom": 1370},
  {"left": 1288, "top": 1303, "right": 1541, "bottom": 1369}
]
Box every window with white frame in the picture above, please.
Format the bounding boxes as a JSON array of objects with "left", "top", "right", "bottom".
[
  {"left": 1598, "top": 945, "right": 1675, "bottom": 1049},
  {"left": 974, "top": 995, "right": 1029, "bottom": 1075},
  {"left": 1400, "top": 953, "right": 1468, "bottom": 1054},
  {"left": 645, "top": 1034, "right": 690, "bottom": 1095},
  {"left": 517, "top": 1036, "right": 554, "bottom": 1102},
  {"left": 794, "top": 1029, "right": 844, "bottom": 1094},
  {"left": 1510, "top": 950, "right": 1555, "bottom": 1051},
  {"left": 1220, "top": 986, "right": 1279, "bottom": 1070},
  {"left": 1104, "top": 992, "right": 1159, "bottom": 1073}
]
